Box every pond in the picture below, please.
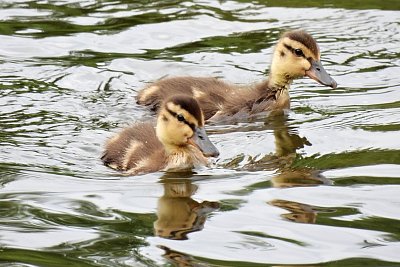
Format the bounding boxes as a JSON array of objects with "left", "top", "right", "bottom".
[{"left": 0, "top": 0, "right": 399, "bottom": 266}]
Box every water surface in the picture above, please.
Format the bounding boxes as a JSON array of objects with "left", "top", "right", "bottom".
[{"left": 0, "top": 0, "right": 399, "bottom": 266}]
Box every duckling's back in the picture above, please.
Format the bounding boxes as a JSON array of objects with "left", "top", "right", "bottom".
[
  {"left": 136, "top": 76, "right": 233, "bottom": 120},
  {"left": 102, "top": 122, "right": 165, "bottom": 174}
]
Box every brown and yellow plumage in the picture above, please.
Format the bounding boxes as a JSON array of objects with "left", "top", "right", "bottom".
[
  {"left": 136, "top": 30, "right": 337, "bottom": 122},
  {"left": 102, "top": 95, "right": 219, "bottom": 175}
]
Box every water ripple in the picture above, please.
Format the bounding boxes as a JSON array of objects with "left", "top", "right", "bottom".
[{"left": 0, "top": 1, "right": 399, "bottom": 266}]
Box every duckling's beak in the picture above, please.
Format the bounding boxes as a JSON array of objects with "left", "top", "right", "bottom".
[
  {"left": 188, "top": 127, "right": 219, "bottom": 157},
  {"left": 306, "top": 60, "right": 337, "bottom": 89}
]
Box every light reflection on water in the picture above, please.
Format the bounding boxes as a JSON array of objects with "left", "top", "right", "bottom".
[{"left": 0, "top": 0, "right": 399, "bottom": 266}]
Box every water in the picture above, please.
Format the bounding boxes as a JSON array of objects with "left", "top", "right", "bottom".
[{"left": 0, "top": 1, "right": 399, "bottom": 266}]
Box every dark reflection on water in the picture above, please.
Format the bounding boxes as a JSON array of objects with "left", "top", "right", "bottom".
[
  {"left": 225, "top": 112, "right": 334, "bottom": 227},
  {"left": 224, "top": 112, "right": 333, "bottom": 188},
  {"left": 155, "top": 176, "right": 219, "bottom": 240},
  {"left": 268, "top": 199, "right": 319, "bottom": 224},
  {"left": 0, "top": 0, "right": 400, "bottom": 266}
]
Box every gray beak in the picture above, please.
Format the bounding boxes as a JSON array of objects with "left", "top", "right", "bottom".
[
  {"left": 306, "top": 60, "right": 337, "bottom": 89},
  {"left": 189, "top": 127, "right": 219, "bottom": 157}
]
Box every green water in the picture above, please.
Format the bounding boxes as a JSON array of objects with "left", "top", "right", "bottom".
[{"left": 0, "top": 0, "right": 399, "bottom": 266}]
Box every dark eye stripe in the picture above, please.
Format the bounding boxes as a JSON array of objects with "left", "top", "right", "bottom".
[
  {"left": 283, "top": 43, "right": 306, "bottom": 58},
  {"left": 166, "top": 107, "right": 196, "bottom": 131}
]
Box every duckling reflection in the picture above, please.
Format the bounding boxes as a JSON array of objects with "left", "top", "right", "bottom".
[
  {"left": 269, "top": 199, "right": 317, "bottom": 224},
  {"left": 158, "top": 245, "right": 203, "bottom": 267},
  {"left": 154, "top": 176, "right": 219, "bottom": 240},
  {"left": 246, "top": 111, "right": 332, "bottom": 187},
  {"left": 263, "top": 112, "right": 332, "bottom": 224}
]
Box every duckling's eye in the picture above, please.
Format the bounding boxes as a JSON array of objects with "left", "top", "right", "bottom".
[
  {"left": 177, "top": 114, "right": 185, "bottom": 122},
  {"left": 294, "top": 49, "right": 304, "bottom": 57}
]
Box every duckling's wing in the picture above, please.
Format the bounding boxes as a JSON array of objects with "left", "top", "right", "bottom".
[
  {"left": 136, "top": 76, "right": 233, "bottom": 120},
  {"left": 102, "top": 122, "right": 163, "bottom": 172}
]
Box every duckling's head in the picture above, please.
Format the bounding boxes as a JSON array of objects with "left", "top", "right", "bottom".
[
  {"left": 270, "top": 30, "right": 337, "bottom": 88},
  {"left": 156, "top": 95, "right": 219, "bottom": 157}
]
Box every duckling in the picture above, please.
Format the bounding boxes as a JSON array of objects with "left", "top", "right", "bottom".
[
  {"left": 102, "top": 95, "right": 219, "bottom": 175},
  {"left": 136, "top": 30, "right": 337, "bottom": 121}
]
